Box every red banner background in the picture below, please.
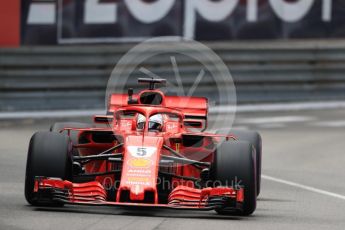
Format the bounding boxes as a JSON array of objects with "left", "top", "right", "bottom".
[{"left": 0, "top": 0, "right": 20, "bottom": 47}]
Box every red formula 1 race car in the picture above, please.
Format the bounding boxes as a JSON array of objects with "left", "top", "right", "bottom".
[{"left": 24, "top": 78, "right": 262, "bottom": 216}]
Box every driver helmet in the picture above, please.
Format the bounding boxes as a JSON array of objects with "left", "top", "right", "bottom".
[
  {"left": 148, "top": 114, "right": 163, "bottom": 131},
  {"left": 136, "top": 114, "right": 146, "bottom": 131}
]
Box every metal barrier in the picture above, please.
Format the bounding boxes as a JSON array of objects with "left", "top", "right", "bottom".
[{"left": 1, "top": 40, "right": 345, "bottom": 111}]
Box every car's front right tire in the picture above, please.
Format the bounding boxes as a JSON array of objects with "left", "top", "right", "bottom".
[{"left": 24, "top": 132, "right": 72, "bottom": 206}]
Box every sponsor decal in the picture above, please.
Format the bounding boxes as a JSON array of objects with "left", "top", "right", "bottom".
[
  {"left": 175, "top": 143, "right": 180, "bottom": 153},
  {"left": 128, "top": 169, "right": 151, "bottom": 174},
  {"left": 128, "top": 158, "right": 152, "bottom": 168},
  {"left": 120, "top": 120, "right": 132, "bottom": 129},
  {"left": 125, "top": 181, "right": 150, "bottom": 186},
  {"left": 166, "top": 122, "right": 178, "bottom": 131},
  {"left": 127, "top": 177, "right": 149, "bottom": 182}
]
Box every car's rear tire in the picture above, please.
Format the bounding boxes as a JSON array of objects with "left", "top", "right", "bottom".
[
  {"left": 216, "top": 128, "right": 262, "bottom": 196},
  {"left": 50, "top": 122, "right": 93, "bottom": 156},
  {"left": 24, "top": 132, "right": 72, "bottom": 206},
  {"left": 212, "top": 141, "right": 257, "bottom": 216}
]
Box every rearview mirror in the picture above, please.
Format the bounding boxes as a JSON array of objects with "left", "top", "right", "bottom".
[
  {"left": 184, "top": 120, "right": 203, "bottom": 129},
  {"left": 93, "top": 115, "right": 113, "bottom": 124}
]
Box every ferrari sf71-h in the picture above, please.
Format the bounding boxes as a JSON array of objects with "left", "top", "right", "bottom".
[{"left": 25, "top": 78, "right": 262, "bottom": 216}]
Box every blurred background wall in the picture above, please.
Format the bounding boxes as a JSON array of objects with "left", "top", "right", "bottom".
[{"left": 1, "top": 0, "right": 345, "bottom": 111}]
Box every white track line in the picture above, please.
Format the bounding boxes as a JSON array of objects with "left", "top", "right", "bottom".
[
  {"left": 313, "top": 120, "right": 345, "bottom": 128},
  {"left": 237, "top": 116, "right": 314, "bottom": 124},
  {"left": 257, "top": 123, "right": 286, "bottom": 129},
  {"left": 262, "top": 175, "right": 345, "bottom": 201},
  {"left": 0, "top": 110, "right": 106, "bottom": 119},
  {"left": 211, "top": 101, "right": 345, "bottom": 113}
]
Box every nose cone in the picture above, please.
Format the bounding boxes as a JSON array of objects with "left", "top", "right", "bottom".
[{"left": 117, "top": 135, "right": 164, "bottom": 203}]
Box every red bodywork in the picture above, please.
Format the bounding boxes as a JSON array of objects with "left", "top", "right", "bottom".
[{"left": 33, "top": 87, "right": 243, "bottom": 211}]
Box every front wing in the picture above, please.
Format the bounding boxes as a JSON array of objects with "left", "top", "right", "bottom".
[{"left": 33, "top": 177, "right": 244, "bottom": 211}]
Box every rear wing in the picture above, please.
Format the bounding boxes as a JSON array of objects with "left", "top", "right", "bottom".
[{"left": 164, "top": 96, "right": 208, "bottom": 118}]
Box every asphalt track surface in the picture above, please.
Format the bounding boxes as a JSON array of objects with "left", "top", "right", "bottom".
[{"left": 0, "top": 108, "right": 345, "bottom": 230}]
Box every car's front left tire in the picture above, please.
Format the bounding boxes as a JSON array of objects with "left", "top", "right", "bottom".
[
  {"left": 216, "top": 128, "right": 262, "bottom": 196},
  {"left": 50, "top": 122, "right": 93, "bottom": 156},
  {"left": 212, "top": 141, "right": 257, "bottom": 216}
]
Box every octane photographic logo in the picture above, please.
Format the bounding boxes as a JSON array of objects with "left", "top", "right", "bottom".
[
  {"left": 106, "top": 37, "right": 237, "bottom": 135},
  {"left": 102, "top": 175, "right": 243, "bottom": 192}
]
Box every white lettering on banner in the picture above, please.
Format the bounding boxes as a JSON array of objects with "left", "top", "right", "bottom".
[
  {"left": 247, "top": 0, "right": 332, "bottom": 22},
  {"left": 322, "top": 0, "right": 332, "bottom": 22},
  {"left": 195, "top": 0, "right": 239, "bottom": 22},
  {"left": 27, "top": 0, "right": 334, "bottom": 38},
  {"left": 84, "top": 0, "right": 117, "bottom": 24},
  {"left": 268, "top": 0, "right": 314, "bottom": 22},
  {"left": 28, "top": 3, "right": 55, "bottom": 24},
  {"left": 125, "top": 0, "right": 175, "bottom": 24},
  {"left": 184, "top": 0, "right": 239, "bottom": 38},
  {"left": 247, "top": 0, "right": 258, "bottom": 22}
]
